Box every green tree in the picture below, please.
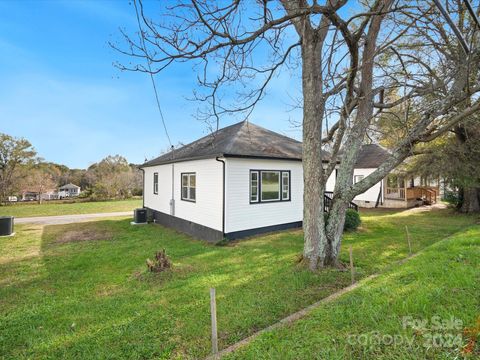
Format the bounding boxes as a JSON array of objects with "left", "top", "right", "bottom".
[
  {"left": 0, "top": 133, "right": 37, "bottom": 204},
  {"left": 88, "top": 155, "right": 140, "bottom": 199}
]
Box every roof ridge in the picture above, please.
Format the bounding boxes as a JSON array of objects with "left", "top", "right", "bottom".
[{"left": 150, "top": 121, "right": 246, "bottom": 162}]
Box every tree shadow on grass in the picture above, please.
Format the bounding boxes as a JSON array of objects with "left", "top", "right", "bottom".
[{"left": 3, "top": 207, "right": 477, "bottom": 359}]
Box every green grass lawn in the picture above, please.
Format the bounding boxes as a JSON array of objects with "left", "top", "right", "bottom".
[
  {"left": 0, "top": 198, "right": 142, "bottom": 218},
  {"left": 0, "top": 207, "right": 478, "bottom": 359},
  {"left": 225, "top": 225, "right": 480, "bottom": 360}
]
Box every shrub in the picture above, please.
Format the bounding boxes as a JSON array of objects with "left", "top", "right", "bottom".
[
  {"left": 443, "top": 190, "right": 459, "bottom": 206},
  {"left": 324, "top": 208, "right": 361, "bottom": 232},
  {"left": 344, "top": 208, "right": 361, "bottom": 231}
]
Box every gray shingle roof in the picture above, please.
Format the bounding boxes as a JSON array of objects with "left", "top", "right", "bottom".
[
  {"left": 141, "top": 121, "right": 389, "bottom": 168},
  {"left": 142, "top": 121, "right": 303, "bottom": 166},
  {"left": 353, "top": 144, "right": 390, "bottom": 168}
]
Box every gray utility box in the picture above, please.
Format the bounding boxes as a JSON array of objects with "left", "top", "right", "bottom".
[
  {"left": 133, "top": 208, "right": 147, "bottom": 224},
  {"left": 0, "top": 216, "right": 14, "bottom": 236}
]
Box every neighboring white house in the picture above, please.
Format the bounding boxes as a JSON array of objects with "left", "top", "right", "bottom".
[
  {"left": 141, "top": 121, "right": 436, "bottom": 242},
  {"left": 58, "top": 183, "right": 81, "bottom": 198}
]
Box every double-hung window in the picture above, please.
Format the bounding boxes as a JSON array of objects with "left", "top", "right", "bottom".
[
  {"left": 250, "top": 170, "right": 290, "bottom": 203},
  {"left": 181, "top": 173, "right": 196, "bottom": 202},
  {"left": 153, "top": 172, "right": 158, "bottom": 194}
]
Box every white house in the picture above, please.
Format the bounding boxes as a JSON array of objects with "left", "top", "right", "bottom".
[
  {"left": 141, "top": 121, "right": 436, "bottom": 242},
  {"left": 58, "top": 183, "right": 81, "bottom": 198}
]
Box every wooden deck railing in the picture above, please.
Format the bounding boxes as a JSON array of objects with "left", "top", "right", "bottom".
[
  {"left": 386, "top": 187, "right": 405, "bottom": 200},
  {"left": 385, "top": 186, "right": 438, "bottom": 203}
]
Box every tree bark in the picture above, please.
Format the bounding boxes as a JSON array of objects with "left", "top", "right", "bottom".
[
  {"left": 459, "top": 187, "right": 480, "bottom": 213},
  {"left": 301, "top": 26, "right": 328, "bottom": 270}
]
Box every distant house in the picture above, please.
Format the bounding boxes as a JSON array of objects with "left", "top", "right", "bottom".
[
  {"left": 21, "top": 189, "right": 58, "bottom": 201},
  {"left": 58, "top": 183, "right": 81, "bottom": 198},
  {"left": 21, "top": 191, "right": 39, "bottom": 201},
  {"left": 40, "top": 190, "right": 59, "bottom": 201},
  {"left": 141, "top": 121, "right": 438, "bottom": 242}
]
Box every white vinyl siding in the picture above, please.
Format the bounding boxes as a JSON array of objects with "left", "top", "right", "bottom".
[
  {"left": 143, "top": 159, "right": 223, "bottom": 231},
  {"left": 225, "top": 158, "right": 302, "bottom": 233},
  {"left": 352, "top": 168, "right": 383, "bottom": 203}
]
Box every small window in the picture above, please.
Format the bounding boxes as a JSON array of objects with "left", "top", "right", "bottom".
[
  {"left": 282, "top": 172, "right": 290, "bottom": 200},
  {"left": 250, "top": 171, "right": 259, "bottom": 202},
  {"left": 354, "top": 175, "right": 364, "bottom": 184},
  {"left": 153, "top": 173, "right": 158, "bottom": 194},
  {"left": 181, "top": 173, "right": 196, "bottom": 202}
]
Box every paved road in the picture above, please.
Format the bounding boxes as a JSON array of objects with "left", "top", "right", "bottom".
[{"left": 14, "top": 211, "right": 132, "bottom": 225}]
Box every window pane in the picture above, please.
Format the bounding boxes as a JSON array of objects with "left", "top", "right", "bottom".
[
  {"left": 250, "top": 171, "right": 259, "bottom": 202},
  {"left": 190, "top": 187, "right": 196, "bottom": 200},
  {"left": 182, "top": 175, "right": 188, "bottom": 186},
  {"left": 282, "top": 172, "right": 289, "bottom": 200},
  {"left": 154, "top": 173, "right": 158, "bottom": 194},
  {"left": 251, "top": 184, "right": 258, "bottom": 202},
  {"left": 182, "top": 186, "right": 188, "bottom": 199},
  {"left": 189, "top": 174, "right": 196, "bottom": 187},
  {"left": 261, "top": 171, "right": 280, "bottom": 201}
]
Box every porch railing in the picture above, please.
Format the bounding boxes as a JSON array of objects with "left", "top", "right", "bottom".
[
  {"left": 324, "top": 191, "right": 359, "bottom": 212},
  {"left": 385, "top": 186, "right": 438, "bottom": 203},
  {"left": 386, "top": 187, "right": 405, "bottom": 200}
]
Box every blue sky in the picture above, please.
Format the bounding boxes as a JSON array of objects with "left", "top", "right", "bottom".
[{"left": 0, "top": 0, "right": 303, "bottom": 169}]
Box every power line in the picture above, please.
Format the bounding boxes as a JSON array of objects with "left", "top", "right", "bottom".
[{"left": 133, "top": 0, "right": 173, "bottom": 148}]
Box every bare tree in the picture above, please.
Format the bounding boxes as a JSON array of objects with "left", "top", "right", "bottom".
[
  {"left": 114, "top": 0, "right": 480, "bottom": 269},
  {"left": 20, "top": 165, "right": 58, "bottom": 204}
]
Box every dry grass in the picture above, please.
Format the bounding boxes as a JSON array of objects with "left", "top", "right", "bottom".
[{"left": 55, "top": 229, "right": 113, "bottom": 243}]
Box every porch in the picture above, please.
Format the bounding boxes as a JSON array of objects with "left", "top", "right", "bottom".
[
  {"left": 385, "top": 186, "right": 439, "bottom": 204},
  {"left": 385, "top": 175, "right": 439, "bottom": 205}
]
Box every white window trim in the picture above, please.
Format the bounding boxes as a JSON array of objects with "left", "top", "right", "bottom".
[{"left": 181, "top": 173, "right": 196, "bottom": 202}]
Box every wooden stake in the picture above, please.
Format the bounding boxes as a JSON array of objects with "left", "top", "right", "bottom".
[
  {"left": 210, "top": 288, "right": 218, "bottom": 356},
  {"left": 405, "top": 225, "right": 412, "bottom": 255},
  {"left": 349, "top": 246, "right": 355, "bottom": 285}
]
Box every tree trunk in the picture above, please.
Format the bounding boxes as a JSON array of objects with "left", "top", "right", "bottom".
[
  {"left": 459, "top": 187, "right": 480, "bottom": 213},
  {"left": 301, "top": 29, "right": 328, "bottom": 270},
  {"left": 324, "top": 202, "right": 347, "bottom": 266}
]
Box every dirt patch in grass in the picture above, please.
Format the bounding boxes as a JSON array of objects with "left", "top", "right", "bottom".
[{"left": 55, "top": 229, "right": 113, "bottom": 244}]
